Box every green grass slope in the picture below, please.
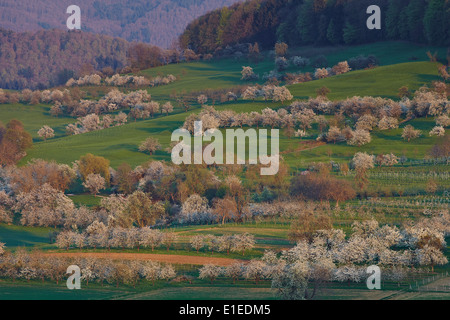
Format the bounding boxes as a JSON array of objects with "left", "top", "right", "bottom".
[
  {"left": 141, "top": 41, "right": 446, "bottom": 100},
  {"left": 20, "top": 61, "right": 442, "bottom": 168},
  {"left": 0, "top": 104, "right": 73, "bottom": 139},
  {"left": 290, "top": 61, "right": 441, "bottom": 100},
  {"left": 0, "top": 224, "right": 53, "bottom": 249}
]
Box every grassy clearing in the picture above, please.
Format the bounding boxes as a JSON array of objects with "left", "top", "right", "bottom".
[
  {"left": 0, "top": 103, "right": 74, "bottom": 140},
  {"left": 68, "top": 194, "right": 103, "bottom": 207}
]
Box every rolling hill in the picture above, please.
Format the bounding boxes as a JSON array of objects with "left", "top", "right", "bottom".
[
  {"left": 14, "top": 59, "right": 443, "bottom": 168},
  {"left": 0, "top": 0, "right": 242, "bottom": 48},
  {"left": 0, "top": 41, "right": 445, "bottom": 169}
]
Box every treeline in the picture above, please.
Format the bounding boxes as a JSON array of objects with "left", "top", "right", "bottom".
[
  {"left": 0, "top": 27, "right": 221, "bottom": 90},
  {"left": 56, "top": 228, "right": 256, "bottom": 256},
  {"left": 180, "top": 0, "right": 450, "bottom": 54},
  {"left": 0, "top": 29, "right": 128, "bottom": 90},
  {"left": 0, "top": 29, "right": 171, "bottom": 90}
]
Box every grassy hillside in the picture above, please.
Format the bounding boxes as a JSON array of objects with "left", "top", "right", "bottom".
[
  {"left": 140, "top": 41, "right": 446, "bottom": 99},
  {"left": 290, "top": 61, "right": 441, "bottom": 100},
  {"left": 17, "top": 61, "right": 442, "bottom": 168},
  {"left": 0, "top": 224, "right": 53, "bottom": 249},
  {"left": 0, "top": 104, "right": 73, "bottom": 139}
]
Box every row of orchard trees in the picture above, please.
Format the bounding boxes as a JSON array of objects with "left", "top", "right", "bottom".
[
  {"left": 0, "top": 249, "right": 176, "bottom": 288},
  {"left": 56, "top": 225, "right": 177, "bottom": 251},
  {"left": 189, "top": 233, "right": 255, "bottom": 255},
  {"left": 0, "top": 87, "right": 113, "bottom": 110},
  {"left": 183, "top": 84, "right": 448, "bottom": 148},
  {"left": 241, "top": 60, "right": 352, "bottom": 82},
  {"left": 242, "top": 85, "right": 293, "bottom": 104},
  {"left": 51, "top": 88, "right": 165, "bottom": 118},
  {"left": 0, "top": 183, "right": 166, "bottom": 229},
  {"left": 54, "top": 89, "right": 175, "bottom": 136},
  {"left": 56, "top": 225, "right": 256, "bottom": 256},
  {"left": 66, "top": 73, "right": 176, "bottom": 88},
  {"left": 198, "top": 216, "right": 449, "bottom": 299},
  {"left": 185, "top": 84, "right": 448, "bottom": 133},
  {"left": 0, "top": 87, "right": 171, "bottom": 119},
  {"left": 39, "top": 80, "right": 448, "bottom": 140}
]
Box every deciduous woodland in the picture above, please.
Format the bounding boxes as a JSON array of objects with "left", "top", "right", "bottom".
[
  {"left": 0, "top": 29, "right": 171, "bottom": 90},
  {"left": 0, "top": 0, "right": 240, "bottom": 47},
  {"left": 181, "top": 0, "right": 450, "bottom": 53}
]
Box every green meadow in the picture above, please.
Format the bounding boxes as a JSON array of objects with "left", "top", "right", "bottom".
[
  {"left": 8, "top": 58, "right": 441, "bottom": 168},
  {"left": 0, "top": 224, "right": 54, "bottom": 249}
]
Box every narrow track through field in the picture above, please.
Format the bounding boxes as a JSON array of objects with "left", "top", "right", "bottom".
[{"left": 42, "top": 252, "right": 239, "bottom": 266}]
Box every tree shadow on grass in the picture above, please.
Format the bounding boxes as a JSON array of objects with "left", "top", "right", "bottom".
[
  {"left": 0, "top": 225, "right": 52, "bottom": 248},
  {"left": 375, "top": 132, "right": 402, "bottom": 141},
  {"left": 417, "top": 73, "right": 440, "bottom": 83},
  {"left": 135, "top": 126, "right": 169, "bottom": 134},
  {"left": 105, "top": 143, "right": 138, "bottom": 152}
]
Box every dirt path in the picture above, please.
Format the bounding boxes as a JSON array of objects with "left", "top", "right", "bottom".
[
  {"left": 42, "top": 252, "right": 239, "bottom": 266},
  {"left": 281, "top": 141, "right": 326, "bottom": 155}
]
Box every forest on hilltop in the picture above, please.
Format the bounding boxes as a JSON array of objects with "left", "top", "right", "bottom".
[
  {"left": 180, "top": 0, "right": 450, "bottom": 54},
  {"left": 0, "top": 0, "right": 241, "bottom": 48},
  {"left": 0, "top": 29, "right": 135, "bottom": 89}
]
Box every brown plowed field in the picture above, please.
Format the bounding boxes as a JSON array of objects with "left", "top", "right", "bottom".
[{"left": 42, "top": 252, "right": 239, "bottom": 266}]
